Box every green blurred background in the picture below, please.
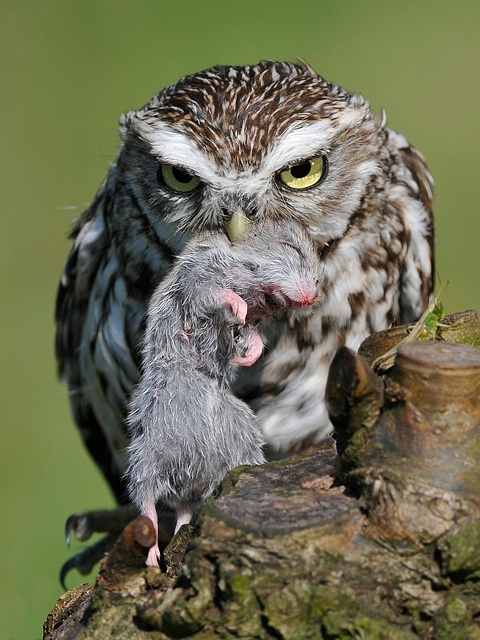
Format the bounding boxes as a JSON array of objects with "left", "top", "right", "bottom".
[{"left": 1, "top": 2, "right": 479, "bottom": 638}]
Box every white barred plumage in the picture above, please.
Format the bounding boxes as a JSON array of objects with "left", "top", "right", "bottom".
[{"left": 56, "top": 60, "right": 434, "bottom": 506}]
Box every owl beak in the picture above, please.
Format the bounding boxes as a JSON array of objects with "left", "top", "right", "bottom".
[{"left": 226, "top": 208, "right": 252, "bottom": 243}]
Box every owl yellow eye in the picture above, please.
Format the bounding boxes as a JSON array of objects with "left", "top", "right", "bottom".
[
  {"left": 278, "top": 155, "right": 327, "bottom": 190},
  {"left": 159, "top": 164, "right": 201, "bottom": 193}
]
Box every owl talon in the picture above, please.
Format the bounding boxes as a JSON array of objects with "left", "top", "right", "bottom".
[
  {"left": 61, "top": 505, "right": 141, "bottom": 588},
  {"left": 60, "top": 532, "right": 118, "bottom": 590},
  {"left": 64, "top": 505, "right": 138, "bottom": 545},
  {"left": 65, "top": 513, "right": 94, "bottom": 545}
]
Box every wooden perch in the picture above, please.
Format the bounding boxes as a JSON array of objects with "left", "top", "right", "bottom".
[{"left": 44, "top": 311, "right": 480, "bottom": 640}]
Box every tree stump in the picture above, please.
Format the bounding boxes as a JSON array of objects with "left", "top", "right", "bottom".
[{"left": 44, "top": 311, "right": 480, "bottom": 640}]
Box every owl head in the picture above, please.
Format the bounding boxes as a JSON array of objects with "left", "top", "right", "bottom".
[{"left": 116, "top": 60, "right": 391, "bottom": 248}]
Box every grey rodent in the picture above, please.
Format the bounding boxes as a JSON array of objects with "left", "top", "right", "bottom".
[{"left": 126, "top": 220, "right": 321, "bottom": 566}]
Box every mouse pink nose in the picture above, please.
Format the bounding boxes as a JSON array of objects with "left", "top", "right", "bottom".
[{"left": 296, "top": 287, "right": 318, "bottom": 306}]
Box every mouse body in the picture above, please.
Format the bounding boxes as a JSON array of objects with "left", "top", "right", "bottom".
[{"left": 127, "top": 220, "right": 321, "bottom": 566}]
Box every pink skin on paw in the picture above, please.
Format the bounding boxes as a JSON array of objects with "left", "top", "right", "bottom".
[
  {"left": 218, "top": 289, "right": 247, "bottom": 324},
  {"left": 143, "top": 504, "right": 161, "bottom": 568},
  {"left": 146, "top": 544, "right": 161, "bottom": 567},
  {"left": 174, "top": 505, "right": 192, "bottom": 535},
  {"left": 232, "top": 328, "right": 264, "bottom": 366},
  {"left": 181, "top": 319, "right": 192, "bottom": 341}
]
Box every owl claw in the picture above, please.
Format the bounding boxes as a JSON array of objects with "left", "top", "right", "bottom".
[
  {"left": 61, "top": 505, "right": 140, "bottom": 588},
  {"left": 64, "top": 505, "right": 138, "bottom": 545},
  {"left": 60, "top": 533, "right": 118, "bottom": 590},
  {"left": 65, "top": 513, "right": 94, "bottom": 545}
]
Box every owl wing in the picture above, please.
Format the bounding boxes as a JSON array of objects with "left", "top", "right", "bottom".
[
  {"left": 56, "top": 176, "right": 143, "bottom": 503},
  {"left": 388, "top": 131, "right": 435, "bottom": 323}
]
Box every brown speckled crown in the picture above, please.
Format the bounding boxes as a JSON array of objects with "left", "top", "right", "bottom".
[{"left": 135, "top": 61, "right": 364, "bottom": 168}]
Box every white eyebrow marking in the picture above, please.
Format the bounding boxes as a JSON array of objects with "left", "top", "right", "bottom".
[{"left": 139, "top": 108, "right": 364, "bottom": 195}]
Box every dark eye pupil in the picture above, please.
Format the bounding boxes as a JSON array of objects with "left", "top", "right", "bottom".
[
  {"left": 290, "top": 161, "right": 312, "bottom": 179},
  {"left": 172, "top": 167, "right": 193, "bottom": 183}
]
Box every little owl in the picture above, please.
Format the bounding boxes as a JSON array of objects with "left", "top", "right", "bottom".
[{"left": 55, "top": 60, "right": 433, "bottom": 573}]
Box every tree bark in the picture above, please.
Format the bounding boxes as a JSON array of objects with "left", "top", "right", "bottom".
[{"left": 44, "top": 310, "right": 480, "bottom": 640}]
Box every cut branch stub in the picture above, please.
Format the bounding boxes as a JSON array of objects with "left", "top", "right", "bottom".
[
  {"left": 331, "top": 340, "right": 480, "bottom": 545},
  {"left": 374, "top": 341, "right": 480, "bottom": 496},
  {"left": 96, "top": 515, "right": 156, "bottom": 589},
  {"left": 209, "top": 445, "right": 349, "bottom": 535}
]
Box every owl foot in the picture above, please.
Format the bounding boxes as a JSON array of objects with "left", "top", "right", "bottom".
[
  {"left": 65, "top": 505, "right": 138, "bottom": 544},
  {"left": 61, "top": 504, "right": 165, "bottom": 588},
  {"left": 61, "top": 505, "right": 175, "bottom": 585},
  {"left": 60, "top": 532, "right": 118, "bottom": 589},
  {"left": 61, "top": 506, "right": 138, "bottom": 588}
]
